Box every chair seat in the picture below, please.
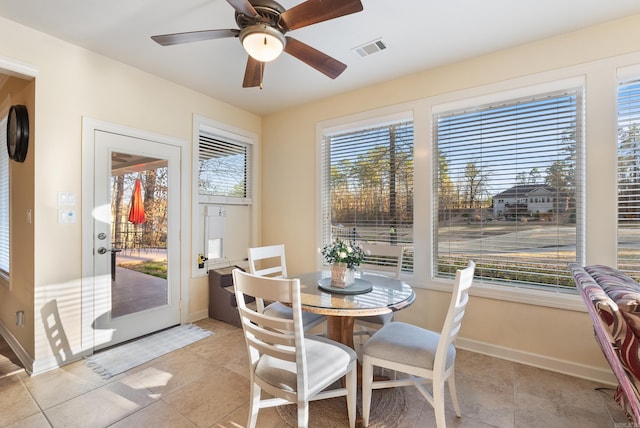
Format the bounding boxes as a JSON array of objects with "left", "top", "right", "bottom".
[
  {"left": 363, "top": 321, "right": 455, "bottom": 370},
  {"left": 256, "top": 335, "right": 357, "bottom": 395},
  {"left": 265, "top": 301, "right": 325, "bottom": 327}
]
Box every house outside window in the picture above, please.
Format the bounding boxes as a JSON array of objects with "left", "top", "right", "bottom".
[
  {"left": 433, "top": 87, "right": 584, "bottom": 290},
  {"left": 617, "top": 78, "right": 640, "bottom": 279},
  {"left": 320, "top": 118, "right": 414, "bottom": 272}
]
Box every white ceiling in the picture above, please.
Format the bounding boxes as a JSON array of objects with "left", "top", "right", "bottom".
[{"left": 1, "top": 0, "right": 640, "bottom": 116}]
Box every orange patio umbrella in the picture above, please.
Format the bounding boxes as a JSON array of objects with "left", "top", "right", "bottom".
[{"left": 128, "top": 178, "right": 146, "bottom": 224}]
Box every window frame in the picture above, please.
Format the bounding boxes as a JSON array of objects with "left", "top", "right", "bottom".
[
  {"left": 195, "top": 117, "right": 254, "bottom": 206},
  {"left": 317, "top": 109, "right": 415, "bottom": 271},
  {"left": 616, "top": 70, "right": 640, "bottom": 279},
  {"left": 423, "top": 77, "right": 587, "bottom": 310},
  {"left": 191, "top": 115, "right": 257, "bottom": 277},
  {"left": 432, "top": 86, "right": 585, "bottom": 292}
]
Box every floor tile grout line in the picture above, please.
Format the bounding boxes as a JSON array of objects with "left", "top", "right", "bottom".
[{"left": 18, "top": 373, "right": 54, "bottom": 427}]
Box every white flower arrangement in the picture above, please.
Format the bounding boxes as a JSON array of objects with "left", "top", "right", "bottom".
[{"left": 321, "top": 239, "right": 364, "bottom": 269}]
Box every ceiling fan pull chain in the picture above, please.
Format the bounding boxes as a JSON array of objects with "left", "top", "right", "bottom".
[{"left": 260, "top": 61, "right": 264, "bottom": 90}]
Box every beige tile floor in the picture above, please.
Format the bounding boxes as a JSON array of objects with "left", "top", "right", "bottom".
[{"left": 0, "top": 318, "right": 631, "bottom": 428}]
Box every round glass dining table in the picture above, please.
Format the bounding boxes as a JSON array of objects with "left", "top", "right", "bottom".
[{"left": 292, "top": 271, "right": 415, "bottom": 349}]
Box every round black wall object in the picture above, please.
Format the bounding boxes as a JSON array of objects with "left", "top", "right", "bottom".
[{"left": 7, "top": 104, "right": 29, "bottom": 163}]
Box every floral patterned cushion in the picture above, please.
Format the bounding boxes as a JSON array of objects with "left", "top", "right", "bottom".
[
  {"left": 571, "top": 264, "right": 640, "bottom": 423},
  {"left": 572, "top": 267, "right": 620, "bottom": 334},
  {"left": 584, "top": 265, "right": 640, "bottom": 335}
]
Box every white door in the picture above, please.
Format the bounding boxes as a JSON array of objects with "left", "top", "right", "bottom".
[{"left": 91, "top": 130, "right": 181, "bottom": 349}]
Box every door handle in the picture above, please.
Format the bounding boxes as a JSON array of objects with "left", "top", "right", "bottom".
[{"left": 97, "top": 247, "right": 123, "bottom": 255}]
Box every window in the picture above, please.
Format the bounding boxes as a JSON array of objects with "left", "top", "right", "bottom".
[
  {"left": 192, "top": 117, "right": 254, "bottom": 276},
  {"left": 198, "top": 126, "right": 252, "bottom": 204},
  {"left": 321, "top": 119, "right": 414, "bottom": 272},
  {"left": 433, "top": 87, "right": 584, "bottom": 290},
  {"left": 617, "top": 78, "right": 640, "bottom": 279},
  {"left": 0, "top": 115, "right": 8, "bottom": 281}
]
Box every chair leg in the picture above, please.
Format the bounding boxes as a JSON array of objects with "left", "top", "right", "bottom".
[
  {"left": 297, "top": 400, "right": 309, "bottom": 428},
  {"left": 448, "top": 371, "right": 461, "bottom": 417},
  {"left": 247, "top": 383, "right": 261, "bottom": 428},
  {"left": 362, "top": 355, "right": 374, "bottom": 427},
  {"left": 346, "top": 365, "right": 357, "bottom": 428},
  {"left": 433, "top": 380, "right": 446, "bottom": 428}
]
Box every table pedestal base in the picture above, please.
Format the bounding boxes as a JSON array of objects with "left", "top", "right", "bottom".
[{"left": 326, "top": 316, "right": 355, "bottom": 349}]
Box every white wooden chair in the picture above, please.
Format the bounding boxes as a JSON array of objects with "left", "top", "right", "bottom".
[
  {"left": 361, "top": 261, "right": 476, "bottom": 428},
  {"left": 353, "top": 243, "right": 404, "bottom": 339},
  {"left": 248, "top": 244, "right": 326, "bottom": 332},
  {"left": 232, "top": 269, "right": 357, "bottom": 428}
]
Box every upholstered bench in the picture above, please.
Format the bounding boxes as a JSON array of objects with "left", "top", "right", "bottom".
[{"left": 569, "top": 263, "right": 640, "bottom": 423}]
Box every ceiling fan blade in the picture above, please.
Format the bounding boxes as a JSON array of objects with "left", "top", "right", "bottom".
[
  {"left": 280, "top": 0, "right": 363, "bottom": 30},
  {"left": 151, "top": 29, "right": 239, "bottom": 46},
  {"left": 243, "top": 56, "right": 263, "bottom": 88},
  {"left": 284, "top": 37, "right": 347, "bottom": 79},
  {"left": 226, "top": 0, "right": 258, "bottom": 18}
]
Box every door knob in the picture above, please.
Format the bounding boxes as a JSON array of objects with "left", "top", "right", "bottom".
[{"left": 97, "top": 247, "right": 108, "bottom": 255}]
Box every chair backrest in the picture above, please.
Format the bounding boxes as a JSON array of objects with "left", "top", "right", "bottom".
[
  {"left": 232, "top": 268, "right": 309, "bottom": 402},
  {"left": 359, "top": 243, "right": 404, "bottom": 279},
  {"left": 248, "top": 244, "right": 288, "bottom": 312},
  {"left": 248, "top": 244, "right": 288, "bottom": 278},
  {"left": 434, "top": 261, "right": 475, "bottom": 372}
]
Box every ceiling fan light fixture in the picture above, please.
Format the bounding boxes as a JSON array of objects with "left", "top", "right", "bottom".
[{"left": 240, "top": 24, "right": 286, "bottom": 62}]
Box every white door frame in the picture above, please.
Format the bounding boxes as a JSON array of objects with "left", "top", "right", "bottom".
[{"left": 81, "top": 117, "right": 190, "bottom": 353}]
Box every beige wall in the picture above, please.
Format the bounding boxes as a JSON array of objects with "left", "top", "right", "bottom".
[
  {"left": 260, "top": 14, "right": 640, "bottom": 380},
  {"left": 0, "top": 17, "right": 260, "bottom": 371}
]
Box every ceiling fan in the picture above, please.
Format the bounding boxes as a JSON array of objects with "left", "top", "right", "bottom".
[{"left": 151, "top": 0, "right": 364, "bottom": 89}]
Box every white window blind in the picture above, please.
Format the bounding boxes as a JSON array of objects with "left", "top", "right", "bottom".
[
  {"left": 198, "top": 131, "right": 252, "bottom": 203},
  {"left": 0, "top": 115, "right": 9, "bottom": 278},
  {"left": 617, "top": 78, "right": 640, "bottom": 279},
  {"left": 434, "top": 88, "right": 584, "bottom": 290},
  {"left": 321, "top": 120, "right": 414, "bottom": 272}
]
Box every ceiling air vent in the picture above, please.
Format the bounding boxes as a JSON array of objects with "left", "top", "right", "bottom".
[{"left": 352, "top": 38, "right": 387, "bottom": 58}]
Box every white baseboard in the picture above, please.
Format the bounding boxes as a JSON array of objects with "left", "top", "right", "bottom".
[
  {"left": 0, "top": 319, "right": 94, "bottom": 377},
  {"left": 456, "top": 337, "right": 617, "bottom": 386},
  {"left": 0, "top": 320, "right": 34, "bottom": 375},
  {"left": 32, "top": 354, "right": 71, "bottom": 376},
  {"left": 34, "top": 351, "right": 91, "bottom": 376},
  {"left": 188, "top": 309, "right": 209, "bottom": 323}
]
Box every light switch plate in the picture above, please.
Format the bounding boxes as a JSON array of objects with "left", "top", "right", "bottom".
[
  {"left": 58, "top": 210, "right": 76, "bottom": 224},
  {"left": 57, "top": 192, "right": 76, "bottom": 206}
]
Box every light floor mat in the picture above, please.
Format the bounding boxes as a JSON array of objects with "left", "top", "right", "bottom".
[{"left": 85, "top": 324, "right": 213, "bottom": 379}]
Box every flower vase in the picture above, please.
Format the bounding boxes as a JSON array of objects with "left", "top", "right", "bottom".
[{"left": 331, "top": 262, "right": 355, "bottom": 288}]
